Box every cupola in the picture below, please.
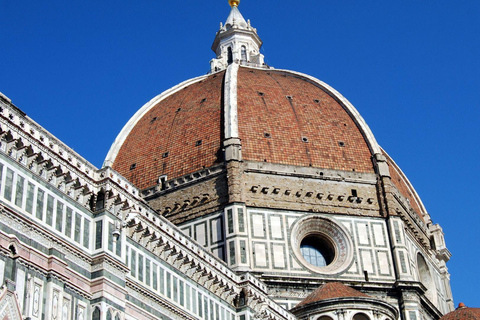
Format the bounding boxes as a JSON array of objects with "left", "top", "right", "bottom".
[{"left": 210, "top": 1, "right": 266, "bottom": 72}]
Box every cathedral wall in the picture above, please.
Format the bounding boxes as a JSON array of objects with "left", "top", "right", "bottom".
[
  {"left": 0, "top": 127, "right": 246, "bottom": 319},
  {"left": 178, "top": 206, "right": 398, "bottom": 310},
  {"left": 124, "top": 238, "right": 237, "bottom": 320},
  {"left": 404, "top": 230, "right": 452, "bottom": 316},
  {"left": 242, "top": 163, "right": 381, "bottom": 218}
]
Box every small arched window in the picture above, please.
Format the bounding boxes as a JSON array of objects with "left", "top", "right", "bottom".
[
  {"left": 106, "top": 310, "right": 113, "bottom": 320},
  {"left": 92, "top": 307, "right": 101, "bottom": 320},
  {"left": 353, "top": 313, "right": 370, "bottom": 320},
  {"left": 417, "top": 253, "right": 436, "bottom": 302},
  {"left": 318, "top": 316, "right": 334, "bottom": 320},
  {"left": 227, "top": 47, "right": 233, "bottom": 64},
  {"left": 241, "top": 46, "right": 247, "bottom": 62}
]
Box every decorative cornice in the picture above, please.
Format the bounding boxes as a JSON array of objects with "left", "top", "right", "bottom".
[{"left": 124, "top": 212, "right": 295, "bottom": 320}]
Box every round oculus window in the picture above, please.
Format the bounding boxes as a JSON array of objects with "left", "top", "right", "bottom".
[
  {"left": 291, "top": 215, "right": 353, "bottom": 274},
  {"left": 300, "top": 235, "right": 334, "bottom": 267}
]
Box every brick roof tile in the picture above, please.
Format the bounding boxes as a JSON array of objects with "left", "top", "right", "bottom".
[
  {"left": 296, "top": 282, "right": 370, "bottom": 307},
  {"left": 112, "top": 67, "right": 375, "bottom": 190},
  {"left": 440, "top": 307, "right": 480, "bottom": 320}
]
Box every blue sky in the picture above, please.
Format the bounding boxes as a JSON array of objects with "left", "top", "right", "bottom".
[{"left": 1, "top": 0, "right": 479, "bottom": 308}]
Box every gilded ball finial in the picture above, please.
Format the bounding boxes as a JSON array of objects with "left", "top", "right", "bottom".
[{"left": 229, "top": 0, "right": 240, "bottom": 7}]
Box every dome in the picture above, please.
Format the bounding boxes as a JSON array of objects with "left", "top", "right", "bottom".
[
  {"left": 291, "top": 282, "right": 398, "bottom": 320},
  {"left": 295, "top": 282, "right": 370, "bottom": 307},
  {"left": 101, "top": 2, "right": 455, "bottom": 317},
  {"left": 103, "top": 1, "right": 431, "bottom": 223},
  {"left": 106, "top": 67, "right": 377, "bottom": 190},
  {"left": 440, "top": 304, "right": 480, "bottom": 320}
]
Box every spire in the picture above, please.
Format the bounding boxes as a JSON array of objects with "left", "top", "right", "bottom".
[
  {"left": 210, "top": 1, "right": 266, "bottom": 73},
  {"left": 225, "top": 5, "right": 248, "bottom": 29}
]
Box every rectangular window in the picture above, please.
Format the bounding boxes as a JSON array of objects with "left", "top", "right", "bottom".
[
  {"left": 35, "top": 189, "right": 45, "bottom": 220},
  {"left": 229, "top": 241, "right": 236, "bottom": 265},
  {"left": 238, "top": 207, "right": 245, "bottom": 233},
  {"left": 0, "top": 163, "right": 3, "bottom": 193},
  {"left": 409, "top": 311, "right": 417, "bottom": 320},
  {"left": 108, "top": 222, "right": 114, "bottom": 252},
  {"left": 115, "top": 229, "right": 122, "bottom": 256},
  {"left": 65, "top": 208, "right": 73, "bottom": 237},
  {"left": 399, "top": 251, "right": 408, "bottom": 274},
  {"left": 394, "top": 221, "right": 402, "bottom": 244},
  {"left": 192, "top": 288, "right": 197, "bottom": 314},
  {"left": 25, "top": 182, "right": 35, "bottom": 214},
  {"left": 227, "top": 209, "right": 233, "bottom": 234},
  {"left": 197, "top": 292, "right": 202, "bottom": 317},
  {"left": 215, "top": 303, "right": 219, "bottom": 320},
  {"left": 159, "top": 267, "right": 164, "bottom": 295},
  {"left": 204, "top": 296, "right": 209, "bottom": 320},
  {"left": 83, "top": 218, "right": 90, "bottom": 248},
  {"left": 14, "top": 175, "right": 25, "bottom": 208},
  {"left": 185, "top": 284, "right": 190, "bottom": 310},
  {"left": 95, "top": 220, "right": 103, "bottom": 249},
  {"left": 240, "top": 240, "right": 247, "bottom": 264},
  {"left": 55, "top": 201, "right": 64, "bottom": 232},
  {"left": 173, "top": 277, "right": 178, "bottom": 302},
  {"left": 46, "top": 195, "right": 54, "bottom": 226},
  {"left": 152, "top": 263, "right": 158, "bottom": 291},
  {"left": 138, "top": 254, "right": 144, "bottom": 282},
  {"left": 74, "top": 213, "right": 81, "bottom": 243},
  {"left": 131, "top": 250, "right": 136, "bottom": 277},
  {"left": 166, "top": 272, "right": 171, "bottom": 298},
  {"left": 4, "top": 168, "right": 14, "bottom": 201},
  {"left": 145, "top": 259, "right": 151, "bottom": 287},
  {"left": 179, "top": 280, "right": 184, "bottom": 306},
  {"left": 210, "top": 300, "right": 214, "bottom": 320},
  {"left": 125, "top": 246, "right": 129, "bottom": 267}
]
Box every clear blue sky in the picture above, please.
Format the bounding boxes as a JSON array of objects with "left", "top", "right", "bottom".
[{"left": 1, "top": 0, "right": 479, "bottom": 308}]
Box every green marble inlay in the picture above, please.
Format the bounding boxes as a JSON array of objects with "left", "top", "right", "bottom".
[
  {"left": 14, "top": 175, "right": 24, "bottom": 208},
  {"left": 35, "top": 189, "right": 44, "bottom": 220},
  {"left": 46, "top": 195, "right": 54, "bottom": 226},
  {"left": 4, "top": 168, "right": 13, "bottom": 201}
]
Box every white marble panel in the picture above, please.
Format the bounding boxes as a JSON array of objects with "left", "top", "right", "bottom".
[
  {"left": 357, "top": 223, "right": 370, "bottom": 245},
  {"left": 373, "top": 223, "right": 385, "bottom": 246},
  {"left": 252, "top": 214, "right": 264, "bottom": 238},
  {"left": 211, "top": 218, "right": 223, "bottom": 243},
  {"left": 16, "top": 269, "right": 26, "bottom": 310},
  {"left": 361, "top": 249, "right": 374, "bottom": 274},
  {"left": 195, "top": 223, "right": 207, "bottom": 246},
  {"left": 270, "top": 216, "right": 282, "bottom": 239},
  {"left": 377, "top": 251, "right": 390, "bottom": 275},
  {"left": 254, "top": 243, "right": 267, "bottom": 267},
  {"left": 272, "top": 244, "right": 285, "bottom": 268}
]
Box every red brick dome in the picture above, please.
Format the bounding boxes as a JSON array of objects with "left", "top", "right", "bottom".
[
  {"left": 105, "top": 67, "right": 381, "bottom": 190},
  {"left": 440, "top": 305, "right": 480, "bottom": 320}
]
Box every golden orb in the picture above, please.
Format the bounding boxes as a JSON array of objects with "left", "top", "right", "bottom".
[{"left": 229, "top": 0, "right": 240, "bottom": 7}]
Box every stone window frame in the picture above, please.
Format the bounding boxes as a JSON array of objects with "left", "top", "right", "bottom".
[{"left": 291, "top": 215, "right": 354, "bottom": 275}]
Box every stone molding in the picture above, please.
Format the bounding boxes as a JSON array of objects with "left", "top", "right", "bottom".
[
  {"left": 0, "top": 99, "right": 147, "bottom": 219},
  {"left": 125, "top": 212, "right": 295, "bottom": 320}
]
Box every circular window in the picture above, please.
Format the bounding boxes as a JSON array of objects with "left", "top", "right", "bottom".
[
  {"left": 291, "top": 215, "right": 353, "bottom": 274},
  {"left": 300, "top": 235, "right": 334, "bottom": 267}
]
